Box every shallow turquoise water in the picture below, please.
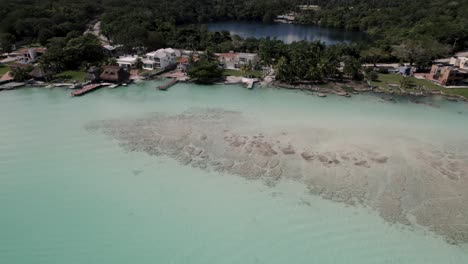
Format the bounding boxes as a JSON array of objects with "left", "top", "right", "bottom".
[{"left": 1, "top": 82, "right": 468, "bottom": 263}]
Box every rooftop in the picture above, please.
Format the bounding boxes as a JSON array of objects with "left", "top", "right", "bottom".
[
  {"left": 147, "top": 48, "right": 177, "bottom": 58},
  {"left": 216, "top": 53, "right": 238, "bottom": 59},
  {"left": 117, "top": 55, "right": 138, "bottom": 63},
  {"left": 147, "top": 50, "right": 167, "bottom": 58},
  {"left": 238, "top": 53, "right": 258, "bottom": 58}
]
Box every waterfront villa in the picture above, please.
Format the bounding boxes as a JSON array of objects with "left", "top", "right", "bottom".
[
  {"left": 216, "top": 52, "right": 259, "bottom": 70},
  {"left": 142, "top": 48, "right": 178, "bottom": 71},
  {"left": 177, "top": 57, "right": 190, "bottom": 72},
  {"left": 422, "top": 57, "right": 468, "bottom": 86},
  {"left": 428, "top": 63, "right": 468, "bottom": 86},
  {"left": 116, "top": 55, "right": 138, "bottom": 70},
  {"left": 100, "top": 66, "right": 130, "bottom": 83}
]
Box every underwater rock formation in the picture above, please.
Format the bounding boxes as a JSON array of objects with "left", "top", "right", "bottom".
[{"left": 86, "top": 108, "right": 468, "bottom": 244}]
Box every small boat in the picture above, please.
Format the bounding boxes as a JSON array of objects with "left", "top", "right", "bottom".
[{"left": 317, "top": 93, "right": 327, "bottom": 97}]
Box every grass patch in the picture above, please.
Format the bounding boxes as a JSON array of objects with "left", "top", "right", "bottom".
[
  {"left": 223, "top": 69, "right": 264, "bottom": 78},
  {"left": 55, "top": 70, "right": 86, "bottom": 82},
  {"left": 371, "top": 73, "right": 468, "bottom": 98},
  {"left": 444, "top": 88, "right": 468, "bottom": 98},
  {"left": 378, "top": 74, "right": 440, "bottom": 89},
  {"left": 0, "top": 65, "right": 10, "bottom": 76}
]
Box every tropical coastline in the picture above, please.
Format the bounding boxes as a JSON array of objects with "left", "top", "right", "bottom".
[
  {"left": 2, "top": 1, "right": 468, "bottom": 263},
  {"left": 1, "top": 79, "right": 468, "bottom": 263}
]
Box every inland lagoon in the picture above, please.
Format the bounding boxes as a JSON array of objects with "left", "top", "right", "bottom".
[
  {"left": 205, "top": 21, "right": 367, "bottom": 44},
  {"left": 1, "top": 81, "right": 468, "bottom": 263}
]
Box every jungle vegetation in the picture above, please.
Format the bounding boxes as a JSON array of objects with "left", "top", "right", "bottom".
[{"left": 1, "top": 0, "right": 466, "bottom": 83}]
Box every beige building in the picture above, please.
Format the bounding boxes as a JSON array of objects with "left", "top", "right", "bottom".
[
  {"left": 449, "top": 56, "right": 468, "bottom": 70},
  {"left": 430, "top": 63, "right": 468, "bottom": 86},
  {"left": 216, "top": 52, "right": 259, "bottom": 70}
]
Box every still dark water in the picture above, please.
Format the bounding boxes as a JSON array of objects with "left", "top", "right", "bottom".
[{"left": 207, "top": 21, "right": 366, "bottom": 45}]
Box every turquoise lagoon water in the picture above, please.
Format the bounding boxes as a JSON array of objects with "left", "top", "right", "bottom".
[{"left": 1, "top": 82, "right": 468, "bottom": 263}]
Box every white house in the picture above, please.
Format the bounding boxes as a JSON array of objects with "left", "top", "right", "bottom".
[
  {"left": 117, "top": 55, "right": 138, "bottom": 70},
  {"left": 238, "top": 53, "right": 259, "bottom": 67},
  {"left": 142, "top": 48, "right": 177, "bottom": 70},
  {"left": 164, "top": 48, "right": 181, "bottom": 58},
  {"left": 216, "top": 52, "right": 259, "bottom": 70},
  {"left": 216, "top": 52, "right": 238, "bottom": 69}
]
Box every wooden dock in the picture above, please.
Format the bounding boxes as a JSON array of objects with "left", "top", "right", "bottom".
[
  {"left": 71, "top": 84, "right": 103, "bottom": 96},
  {"left": 158, "top": 79, "right": 178, "bottom": 90}
]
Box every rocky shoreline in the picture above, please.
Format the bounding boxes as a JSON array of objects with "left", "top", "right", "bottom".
[
  {"left": 270, "top": 80, "right": 468, "bottom": 102},
  {"left": 2, "top": 74, "right": 467, "bottom": 103},
  {"left": 86, "top": 108, "right": 468, "bottom": 244}
]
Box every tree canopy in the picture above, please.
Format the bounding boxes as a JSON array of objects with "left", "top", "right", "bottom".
[
  {"left": 187, "top": 57, "right": 223, "bottom": 84},
  {"left": 1, "top": 0, "right": 467, "bottom": 74},
  {"left": 296, "top": 0, "right": 468, "bottom": 52}
]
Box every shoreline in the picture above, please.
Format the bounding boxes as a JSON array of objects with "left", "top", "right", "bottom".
[
  {"left": 2, "top": 75, "right": 467, "bottom": 104},
  {"left": 268, "top": 80, "right": 468, "bottom": 102}
]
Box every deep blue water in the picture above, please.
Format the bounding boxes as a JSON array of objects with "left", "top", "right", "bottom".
[{"left": 206, "top": 21, "right": 367, "bottom": 44}]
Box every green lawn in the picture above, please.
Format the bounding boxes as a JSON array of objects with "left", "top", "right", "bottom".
[
  {"left": 0, "top": 65, "right": 10, "bottom": 76},
  {"left": 223, "top": 69, "right": 264, "bottom": 78},
  {"left": 55, "top": 70, "right": 86, "bottom": 82},
  {"left": 371, "top": 73, "right": 468, "bottom": 98}
]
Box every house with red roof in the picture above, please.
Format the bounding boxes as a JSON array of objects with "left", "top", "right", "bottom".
[{"left": 215, "top": 52, "right": 258, "bottom": 70}]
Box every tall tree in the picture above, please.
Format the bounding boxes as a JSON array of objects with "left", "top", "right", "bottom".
[
  {"left": 0, "top": 33, "right": 16, "bottom": 53},
  {"left": 360, "top": 47, "right": 388, "bottom": 67},
  {"left": 392, "top": 38, "right": 450, "bottom": 67}
]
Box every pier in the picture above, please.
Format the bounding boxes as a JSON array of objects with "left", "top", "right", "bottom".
[
  {"left": 158, "top": 79, "right": 178, "bottom": 90},
  {"left": 242, "top": 77, "right": 258, "bottom": 89},
  {"left": 71, "top": 83, "right": 103, "bottom": 96}
]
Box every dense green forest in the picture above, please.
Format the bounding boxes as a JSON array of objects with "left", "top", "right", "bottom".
[
  {"left": 0, "top": 0, "right": 101, "bottom": 47},
  {"left": 1, "top": 0, "right": 466, "bottom": 50},
  {"left": 296, "top": 0, "right": 468, "bottom": 51},
  {"left": 1, "top": 0, "right": 467, "bottom": 82},
  {"left": 0, "top": 0, "right": 292, "bottom": 49}
]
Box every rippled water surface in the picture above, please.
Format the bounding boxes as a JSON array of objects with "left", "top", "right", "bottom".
[
  {"left": 1, "top": 82, "right": 468, "bottom": 263},
  {"left": 206, "top": 21, "right": 367, "bottom": 44}
]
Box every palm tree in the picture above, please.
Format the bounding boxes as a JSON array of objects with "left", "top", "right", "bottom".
[
  {"left": 240, "top": 64, "right": 250, "bottom": 76},
  {"left": 11, "top": 66, "right": 32, "bottom": 82}
]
